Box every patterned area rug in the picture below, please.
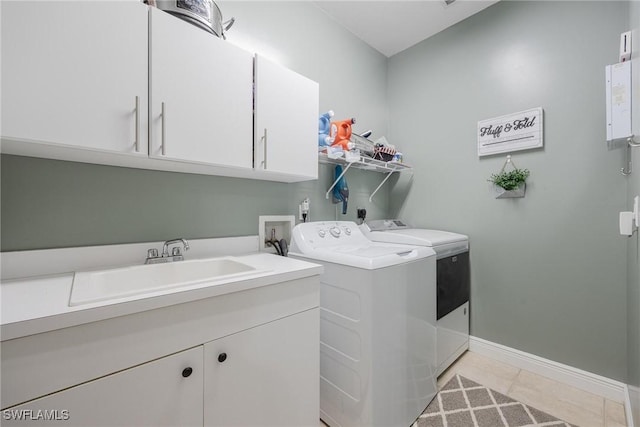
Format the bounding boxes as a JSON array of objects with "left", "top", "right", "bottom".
[{"left": 413, "top": 374, "right": 577, "bottom": 427}]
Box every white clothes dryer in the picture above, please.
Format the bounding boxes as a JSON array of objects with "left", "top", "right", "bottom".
[
  {"left": 360, "top": 219, "right": 470, "bottom": 376},
  {"left": 290, "top": 221, "right": 437, "bottom": 427}
]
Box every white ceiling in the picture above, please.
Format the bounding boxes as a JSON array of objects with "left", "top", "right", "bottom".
[{"left": 313, "top": 0, "right": 499, "bottom": 57}]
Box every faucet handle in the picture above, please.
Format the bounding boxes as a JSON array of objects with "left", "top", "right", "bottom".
[
  {"left": 147, "top": 248, "right": 159, "bottom": 258},
  {"left": 172, "top": 247, "right": 182, "bottom": 256}
]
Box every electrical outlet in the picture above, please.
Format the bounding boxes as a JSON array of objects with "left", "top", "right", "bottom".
[{"left": 299, "top": 198, "right": 310, "bottom": 221}]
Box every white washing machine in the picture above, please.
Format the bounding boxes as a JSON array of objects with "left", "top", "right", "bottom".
[
  {"left": 360, "top": 219, "right": 470, "bottom": 376},
  {"left": 289, "top": 221, "right": 437, "bottom": 427}
]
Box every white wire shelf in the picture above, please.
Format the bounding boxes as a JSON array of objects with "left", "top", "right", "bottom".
[
  {"left": 319, "top": 152, "right": 413, "bottom": 202},
  {"left": 319, "top": 152, "right": 412, "bottom": 173}
]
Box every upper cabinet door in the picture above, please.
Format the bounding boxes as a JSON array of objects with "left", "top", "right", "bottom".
[
  {"left": 149, "top": 8, "right": 253, "bottom": 169},
  {"left": 1, "top": 1, "right": 148, "bottom": 155},
  {"left": 254, "top": 55, "right": 319, "bottom": 180}
]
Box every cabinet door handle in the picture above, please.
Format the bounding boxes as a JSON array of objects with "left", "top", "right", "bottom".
[
  {"left": 161, "top": 102, "right": 166, "bottom": 156},
  {"left": 182, "top": 367, "right": 193, "bottom": 378},
  {"left": 262, "top": 128, "right": 267, "bottom": 169},
  {"left": 218, "top": 353, "right": 227, "bottom": 363},
  {"left": 134, "top": 96, "right": 140, "bottom": 152}
]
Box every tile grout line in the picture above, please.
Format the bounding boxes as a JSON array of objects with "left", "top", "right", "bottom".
[
  {"left": 505, "top": 367, "right": 522, "bottom": 398},
  {"left": 508, "top": 369, "right": 601, "bottom": 427}
]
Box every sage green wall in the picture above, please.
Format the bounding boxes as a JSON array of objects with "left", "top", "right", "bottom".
[
  {"left": 1, "top": 155, "right": 391, "bottom": 250},
  {"left": 627, "top": 2, "right": 640, "bottom": 423},
  {"left": 0, "top": 2, "right": 390, "bottom": 251},
  {"left": 2, "top": 0, "right": 635, "bottom": 387},
  {"left": 387, "top": 1, "right": 629, "bottom": 381}
]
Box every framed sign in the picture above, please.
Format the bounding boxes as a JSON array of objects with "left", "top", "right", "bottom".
[{"left": 477, "top": 107, "right": 543, "bottom": 157}]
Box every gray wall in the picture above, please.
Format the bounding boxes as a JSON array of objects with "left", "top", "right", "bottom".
[
  {"left": 388, "top": 1, "right": 629, "bottom": 381},
  {"left": 1, "top": 1, "right": 390, "bottom": 251},
  {"left": 628, "top": 1, "right": 640, "bottom": 423}
]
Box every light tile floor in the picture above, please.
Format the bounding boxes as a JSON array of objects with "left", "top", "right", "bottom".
[
  {"left": 319, "top": 350, "right": 627, "bottom": 427},
  {"left": 438, "top": 351, "right": 627, "bottom": 427}
]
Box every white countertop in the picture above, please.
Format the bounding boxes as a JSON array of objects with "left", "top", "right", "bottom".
[{"left": 1, "top": 253, "right": 323, "bottom": 341}]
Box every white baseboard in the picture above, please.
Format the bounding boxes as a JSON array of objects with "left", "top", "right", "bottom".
[
  {"left": 627, "top": 384, "right": 638, "bottom": 427},
  {"left": 469, "top": 336, "right": 626, "bottom": 403}
]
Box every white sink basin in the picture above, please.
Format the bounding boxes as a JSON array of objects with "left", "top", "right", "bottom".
[{"left": 69, "top": 257, "right": 262, "bottom": 306}]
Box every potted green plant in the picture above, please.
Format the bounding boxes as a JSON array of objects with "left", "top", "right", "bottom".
[{"left": 489, "top": 166, "right": 529, "bottom": 198}]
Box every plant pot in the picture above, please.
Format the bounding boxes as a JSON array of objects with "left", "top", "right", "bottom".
[{"left": 495, "top": 183, "right": 526, "bottom": 199}]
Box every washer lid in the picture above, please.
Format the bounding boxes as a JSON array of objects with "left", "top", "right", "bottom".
[
  {"left": 289, "top": 220, "right": 436, "bottom": 269},
  {"left": 362, "top": 226, "right": 468, "bottom": 247},
  {"left": 289, "top": 243, "right": 435, "bottom": 269}
]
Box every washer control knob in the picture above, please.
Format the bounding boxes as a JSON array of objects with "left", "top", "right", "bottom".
[
  {"left": 318, "top": 230, "right": 326, "bottom": 238},
  {"left": 344, "top": 227, "right": 351, "bottom": 236},
  {"left": 329, "top": 227, "right": 341, "bottom": 238}
]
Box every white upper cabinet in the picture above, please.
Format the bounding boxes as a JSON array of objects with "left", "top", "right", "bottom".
[
  {"left": 1, "top": 3, "right": 319, "bottom": 182},
  {"left": 254, "top": 55, "right": 319, "bottom": 180},
  {"left": 149, "top": 7, "right": 253, "bottom": 169},
  {"left": 1, "top": 0, "right": 148, "bottom": 155}
]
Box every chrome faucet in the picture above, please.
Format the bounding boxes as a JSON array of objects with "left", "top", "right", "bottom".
[
  {"left": 145, "top": 238, "right": 190, "bottom": 264},
  {"left": 162, "top": 238, "right": 190, "bottom": 257}
]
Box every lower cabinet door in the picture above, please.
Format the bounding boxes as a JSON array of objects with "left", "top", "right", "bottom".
[
  {"left": 2, "top": 346, "right": 203, "bottom": 427},
  {"left": 203, "top": 309, "right": 319, "bottom": 427}
]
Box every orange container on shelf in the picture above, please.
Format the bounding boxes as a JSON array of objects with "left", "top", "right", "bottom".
[{"left": 330, "top": 118, "right": 356, "bottom": 151}]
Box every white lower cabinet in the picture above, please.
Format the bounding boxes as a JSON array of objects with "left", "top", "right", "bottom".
[
  {"left": 1, "top": 276, "right": 320, "bottom": 426},
  {"left": 204, "top": 308, "right": 320, "bottom": 427},
  {"left": 2, "top": 347, "right": 204, "bottom": 427},
  {"left": 2, "top": 310, "right": 320, "bottom": 427}
]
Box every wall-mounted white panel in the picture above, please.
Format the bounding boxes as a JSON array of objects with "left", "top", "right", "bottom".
[{"left": 606, "top": 61, "right": 632, "bottom": 142}]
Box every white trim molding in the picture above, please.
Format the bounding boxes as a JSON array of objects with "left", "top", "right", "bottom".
[
  {"left": 469, "top": 336, "right": 627, "bottom": 403},
  {"left": 627, "top": 384, "right": 638, "bottom": 427}
]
